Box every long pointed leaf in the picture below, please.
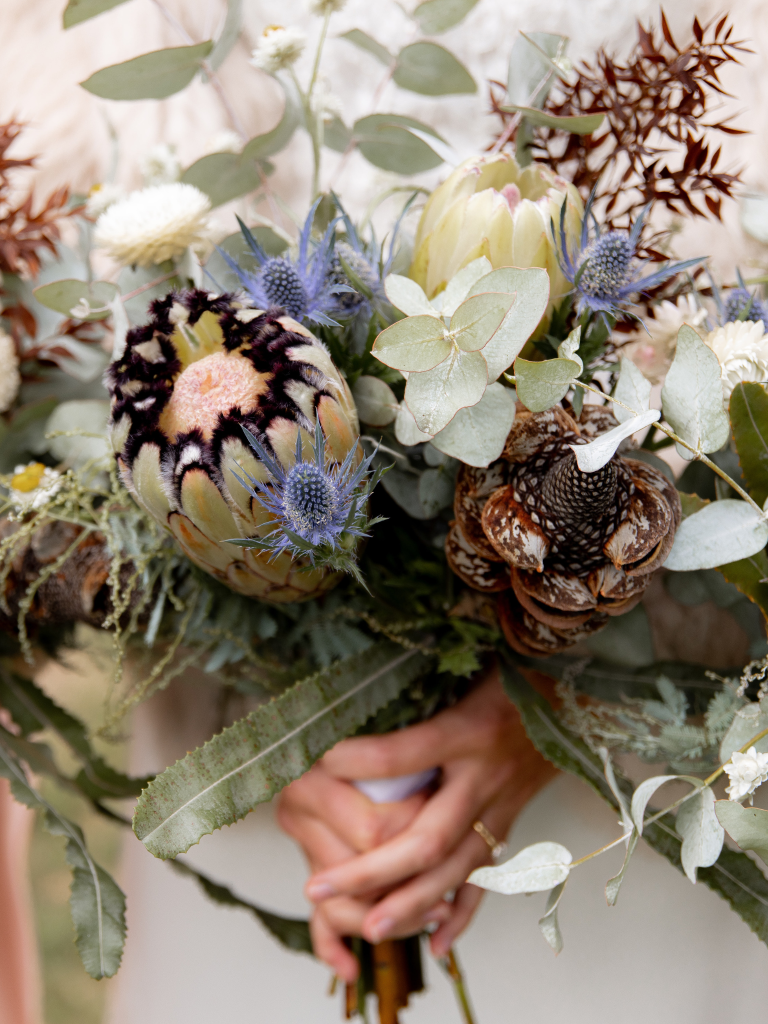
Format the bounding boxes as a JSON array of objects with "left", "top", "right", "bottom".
[{"left": 134, "top": 642, "right": 433, "bottom": 859}]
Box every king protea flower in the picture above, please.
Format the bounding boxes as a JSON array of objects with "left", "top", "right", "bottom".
[{"left": 106, "top": 289, "right": 362, "bottom": 602}]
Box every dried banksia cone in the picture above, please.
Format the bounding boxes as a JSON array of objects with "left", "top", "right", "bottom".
[
  {"left": 106, "top": 290, "right": 361, "bottom": 603},
  {"left": 446, "top": 405, "right": 680, "bottom": 656}
]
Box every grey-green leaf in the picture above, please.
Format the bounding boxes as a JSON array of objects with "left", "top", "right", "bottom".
[
  {"left": 676, "top": 786, "right": 724, "bottom": 883},
  {"left": 507, "top": 31, "right": 568, "bottom": 107},
  {"left": 133, "top": 642, "right": 433, "bottom": 859},
  {"left": 352, "top": 376, "right": 398, "bottom": 427},
  {"left": 393, "top": 43, "right": 475, "bottom": 97},
  {"left": 340, "top": 29, "right": 392, "bottom": 65},
  {"left": 353, "top": 114, "right": 445, "bottom": 174},
  {"left": 720, "top": 702, "right": 768, "bottom": 763},
  {"left": 613, "top": 356, "right": 652, "bottom": 423},
  {"left": 716, "top": 800, "right": 768, "bottom": 866},
  {"left": 431, "top": 382, "right": 516, "bottom": 467},
  {"left": 605, "top": 829, "right": 638, "bottom": 906},
  {"left": 33, "top": 279, "right": 119, "bottom": 321},
  {"left": 502, "top": 106, "right": 604, "bottom": 135},
  {"left": 208, "top": 0, "right": 242, "bottom": 71},
  {"left": 538, "top": 880, "right": 567, "bottom": 954},
  {"left": 412, "top": 0, "right": 478, "bottom": 34},
  {"left": 80, "top": 42, "right": 213, "bottom": 100},
  {"left": 661, "top": 324, "right": 729, "bottom": 456},
  {"left": 469, "top": 841, "right": 572, "bottom": 895},
  {"left": 63, "top": 0, "right": 132, "bottom": 28},
  {"left": 663, "top": 500, "right": 768, "bottom": 573},
  {"left": 514, "top": 356, "right": 580, "bottom": 412}
]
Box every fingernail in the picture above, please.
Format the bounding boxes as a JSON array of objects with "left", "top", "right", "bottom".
[
  {"left": 368, "top": 917, "right": 395, "bottom": 943},
  {"left": 306, "top": 881, "right": 336, "bottom": 901}
]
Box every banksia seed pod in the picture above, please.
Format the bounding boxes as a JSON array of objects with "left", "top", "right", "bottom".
[
  {"left": 106, "top": 290, "right": 360, "bottom": 603},
  {"left": 445, "top": 405, "right": 681, "bottom": 656}
]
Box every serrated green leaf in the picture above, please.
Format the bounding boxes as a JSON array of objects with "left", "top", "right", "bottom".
[
  {"left": 412, "top": 0, "right": 478, "bottom": 34},
  {"left": 451, "top": 291, "right": 515, "bottom": 353},
  {"left": 431, "top": 382, "right": 515, "bottom": 467},
  {"left": 405, "top": 348, "right": 488, "bottom": 435},
  {"left": 63, "top": 0, "right": 132, "bottom": 27},
  {"left": 514, "top": 356, "right": 580, "bottom": 412},
  {"left": 730, "top": 382, "right": 768, "bottom": 507},
  {"left": 394, "top": 43, "right": 475, "bottom": 97},
  {"left": 373, "top": 315, "right": 449, "bottom": 372},
  {"left": 664, "top": 500, "right": 768, "bottom": 572},
  {"left": 340, "top": 29, "right": 392, "bottom": 65},
  {"left": 353, "top": 114, "right": 444, "bottom": 174},
  {"left": 503, "top": 106, "right": 604, "bottom": 134},
  {"left": 716, "top": 801, "right": 768, "bottom": 866},
  {"left": 661, "top": 325, "right": 729, "bottom": 457},
  {"left": 80, "top": 42, "right": 213, "bottom": 100},
  {"left": 208, "top": 0, "right": 242, "bottom": 71},
  {"left": 133, "top": 642, "right": 433, "bottom": 859},
  {"left": 33, "top": 279, "right": 119, "bottom": 321}
]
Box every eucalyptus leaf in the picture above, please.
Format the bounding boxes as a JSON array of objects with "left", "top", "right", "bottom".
[
  {"left": 384, "top": 275, "right": 436, "bottom": 318},
  {"left": 80, "top": 42, "right": 213, "bottom": 100},
  {"left": 352, "top": 376, "right": 398, "bottom": 427},
  {"left": 393, "top": 43, "right": 475, "bottom": 97},
  {"left": 373, "top": 315, "right": 449, "bottom": 372},
  {"left": 661, "top": 325, "right": 729, "bottom": 457},
  {"left": 436, "top": 257, "right": 492, "bottom": 317},
  {"left": 664, "top": 500, "right": 768, "bottom": 572},
  {"left": 614, "top": 357, "right": 652, "bottom": 423},
  {"left": 208, "top": 0, "right": 243, "bottom": 71},
  {"left": 631, "top": 775, "right": 691, "bottom": 835},
  {"left": 514, "top": 356, "right": 580, "bottom": 412},
  {"left": 467, "top": 267, "right": 549, "bottom": 380},
  {"left": 323, "top": 116, "right": 353, "bottom": 153},
  {"left": 46, "top": 399, "right": 110, "bottom": 469},
  {"left": 716, "top": 801, "right": 768, "bottom": 866},
  {"left": 63, "top": 0, "right": 132, "bottom": 28},
  {"left": 502, "top": 107, "right": 604, "bottom": 134},
  {"left": 507, "top": 31, "right": 568, "bottom": 107},
  {"left": 538, "top": 880, "right": 567, "bottom": 954},
  {"left": 412, "top": 0, "right": 478, "bottom": 34},
  {"left": 605, "top": 830, "right": 638, "bottom": 906},
  {"left": 133, "top": 642, "right": 432, "bottom": 858},
  {"left": 380, "top": 465, "right": 432, "bottom": 517},
  {"left": 404, "top": 347, "right": 488, "bottom": 435},
  {"left": 569, "top": 410, "right": 660, "bottom": 473},
  {"left": 394, "top": 402, "right": 433, "bottom": 446},
  {"left": 33, "top": 279, "right": 119, "bottom": 321},
  {"left": 557, "top": 326, "right": 583, "bottom": 375},
  {"left": 418, "top": 465, "right": 456, "bottom": 517},
  {"left": 340, "top": 29, "right": 392, "bottom": 65},
  {"left": 720, "top": 702, "right": 768, "bottom": 763},
  {"left": 717, "top": 550, "right": 768, "bottom": 624},
  {"left": 431, "top": 382, "right": 515, "bottom": 467},
  {"left": 242, "top": 73, "right": 303, "bottom": 160},
  {"left": 676, "top": 786, "right": 724, "bottom": 883},
  {"left": 353, "top": 114, "right": 445, "bottom": 174},
  {"left": 730, "top": 382, "right": 768, "bottom": 508},
  {"left": 740, "top": 192, "right": 768, "bottom": 246},
  {"left": 451, "top": 291, "right": 516, "bottom": 353},
  {"left": 468, "top": 842, "right": 572, "bottom": 895}
]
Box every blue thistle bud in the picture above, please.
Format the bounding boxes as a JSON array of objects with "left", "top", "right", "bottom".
[
  {"left": 259, "top": 257, "right": 309, "bottom": 318},
  {"left": 576, "top": 232, "right": 633, "bottom": 304},
  {"left": 283, "top": 462, "right": 339, "bottom": 533},
  {"left": 724, "top": 287, "right": 768, "bottom": 326}
]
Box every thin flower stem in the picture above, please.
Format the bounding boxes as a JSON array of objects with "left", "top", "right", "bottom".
[
  {"left": 308, "top": 10, "right": 331, "bottom": 99},
  {"left": 120, "top": 271, "right": 177, "bottom": 303},
  {"left": 439, "top": 949, "right": 476, "bottom": 1024}
]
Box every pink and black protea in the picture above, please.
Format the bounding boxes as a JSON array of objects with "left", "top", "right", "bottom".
[{"left": 106, "top": 289, "right": 362, "bottom": 603}]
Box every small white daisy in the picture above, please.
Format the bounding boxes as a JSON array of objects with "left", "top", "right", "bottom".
[
  {"left": 704, "top": 319, "right": 768, "bottom": 405},
  {"left": 7, "top": 463, "right": 62, "bottom": 514},
  {"left": 140, "top": 143, "right": 181, "bottom": 187},
  {"left": 0, "top": 331, "right": 20, "bottom": 414},
  {"left": 250, "top": 26, "right": 307, "bottom": 74},
  {"left": 85, "top": 182, "right": 126, "bottom": 220}
]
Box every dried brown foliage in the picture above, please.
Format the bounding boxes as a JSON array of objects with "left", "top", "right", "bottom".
[
  {"left": 491, "top": 13, "right": 749, "bottom": 229},
  {"left": 0, "top": 120, "right": 80, "bottom": 340}
]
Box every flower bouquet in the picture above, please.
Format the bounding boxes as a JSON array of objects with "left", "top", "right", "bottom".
[{"left": 4, "top": 2, "right": 768, "bottom": 1021}]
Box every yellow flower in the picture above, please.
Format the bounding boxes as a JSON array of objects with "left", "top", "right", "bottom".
[
  {"left": 7, "top": 463, "right": 62, "bottom": 513},
  {"left": 409, "top": 153, "right": 583, "bottom": 322}
]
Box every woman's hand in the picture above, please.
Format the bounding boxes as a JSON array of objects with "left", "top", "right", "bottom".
[{"left": 277, "top": 664, "right": 557, "bottom": 980}]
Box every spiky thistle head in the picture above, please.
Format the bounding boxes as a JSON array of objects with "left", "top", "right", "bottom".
[{"left": 724, "top": 286, "right": 768, "bottom": 327}]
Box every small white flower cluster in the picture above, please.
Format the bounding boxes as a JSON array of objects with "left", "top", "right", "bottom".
[
  {"left": 311, "top": 76, "right": 343, "bottom": 123},
  {"left": 141, "top": 143, "right": 181, "bottom": 187},
  {"left": 704, "top": 319, "right": 768, "bottom": 405},
  {"left": 0, "top": 331, "right": 20, "bottom": 414},
  {"left": 250, "top": 26, "right": 307, "bottom": 74},
  {"left": 205, "top": 129, "right": 243, "bottom": 156},
  {"left": 724, "top": 746, "right": 768, "bottom": 802},
  {"left": 94, "top": 183, "right": 212, "bottom": 268},
  {"left": 307, "top": 0, "right": 347, "bottom": 14},
  {"left": 7, "top": 463, "right": 63, "bottom": 515},
  {"left": 85, "top": 182, "right": 126, "bottom": 220}
]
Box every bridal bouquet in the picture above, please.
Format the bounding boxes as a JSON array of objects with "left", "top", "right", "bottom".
[{"left": 4, "top": 2, "right": 768, "bottom": 1020}]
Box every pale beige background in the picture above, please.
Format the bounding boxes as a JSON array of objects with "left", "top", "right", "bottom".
[{"left": 3, "top": 1, "right": 768, "bottom": 1020}]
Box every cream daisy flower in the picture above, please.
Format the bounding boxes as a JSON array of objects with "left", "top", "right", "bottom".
[
  {"left": 250, "top": 26, "right": 307, "bottom": 74},
  {"left": 703, "top": 319, "right": 768, "bottom": 405},
  {"left": 7, "top": 463, "right": 62, "bottom": 514},
  {"left": 85, "top": 182, "right": 126, "bottom": 220},
  {"left": 0, "top": 331, "right": 20, "bottom": 414},
  {"left": 94, "top": 183, "right": 212, "bottom": 267},
  {"left": 724, "top": 746, "right": 768, "bottom": 802},
  {"left": 622, "top": 294, "right": 707, "bottom": 384}
]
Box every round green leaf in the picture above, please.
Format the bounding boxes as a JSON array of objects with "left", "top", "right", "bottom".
[
  {"left": 431, "top": 382, "right": 516, "bottom": 467},
  {"left": 384, "top": 275, "right": 435, "bottom": 317},
  {"left": 661, "top": 324, "right": 729, "bottom": 456},
  {"left": 514, "top": 356, "right": 580, "bottom": 412},
  {"left": 405, "top": 348, "right": 487, "bottom": 434},
  {"left": 467, "top": 267, "right": 549, "bottom": 380},
  {"left": 182, "top": 152, "right": 261, "bottom": 208},
  {"left": 451, "top": 291, "right": 515, "bottom": 353},
  {"left": 80, "top": 42, "right": 213, "bottom": 100},
  {"left": 33, "top": 279, "right": 119, "bottom": 321},
  {"left": 340, "top": 29, "right": 391, "bottom": 65},
  {"left": 372, "top": 315, "right": 449, "bottom": 372},
  {"left": 352, "top": 376, "right": 398, "bottom": 427},
  {"left": 394, "top": 42, "right": 475, "bottom": 96},
  {"left": 413, "top": 0, "right": 479, "bottom": 34},
  {"left": 353, "top": 114, "right": 445, "bottom": 174}
]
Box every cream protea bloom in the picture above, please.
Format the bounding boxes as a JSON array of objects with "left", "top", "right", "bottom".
[
  {"left": 250, "top": 26, "right": 306, "bottom": 74},
  {"left": 94, "top": 184, "right": 212, "bottom": 267},
  {"left": 409, "top": 152, "right": 583, "bottom": 319},
  {"left": 703, "top": 319, "right": 768, "bottom": 405},
  {"left": 724, "top": 746, "right": 768, "bottom": 802},
  {"left": 7, "top": 463, "right": 62, "bottom": 513},
  {"left": 623, "top": 295, "right": 708, "bottom": 383},
  {"left": 0, "top": 330, "right": 20, "bottom": 413}
]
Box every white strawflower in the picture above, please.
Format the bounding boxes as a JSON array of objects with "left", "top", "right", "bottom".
[
  {"left": 622, "top": 294, "right": 707, "bottom": 383},
  {"left": 7, "top": 463, "right": 62, "bottom": 514},
  {"left": 704, "top": 319, "right": 768, "bottom": 405},
  {"left": 724, "top": 746, "right": 768, "bottom": 802},
  {"left": 94, "top": 183, "right": 212, "bottom": 267},
  {"left": 307, "top": 0, "right": 347, "bottom": 14},
  {"left": 205, "top": 129, "right": 243, "bottom": 155},
  {"left": 141, "top": 143, "right": 181, "bottom": 186},
  {"left": 250, "top": 26, "right": 307, "bottom": 74},
  {"left": 85, "top": 182, "right": 126, "bottom": 220},
  {"left": 311, "top": 77, "right": 343, "bottom": 123},
  {"left": 0, "top": 331, "right": 20, "bottom": 414}
]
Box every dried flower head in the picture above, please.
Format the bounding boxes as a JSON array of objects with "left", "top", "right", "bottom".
[
  {"left": 724, "top": 287, "right": 768, "bottom": 327},
  {"left": 85, "top": 183, "right": 126, "bottom": 220},
  {"left": 6, "top": 463, "right": 62, "bottom": 514},
  {"left": 0, "top": 330, "right": 20, "bottom": 412},
  {"left": 140, "top": 143, "right": 181, "bottom": 187},
  {"left": 724, "top": 746, "right": 768, "bottom": 802},
  {"left": 94, "top": 183, "right": 211, "bottom": 267},
  {"left": 704, "top": 319, "right": 768, "bottom": 404},
  {"left": 622, "top": 294, "right": 707, "bottom": 383},
  {"left": 250, "top": 26, "right": 307, "bottom": 74}
]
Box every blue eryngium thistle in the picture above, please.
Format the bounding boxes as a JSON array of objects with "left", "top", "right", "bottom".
[
  {"left": 226, "top": 421, "right": 385, "bottom": 585},
  {"left": 555, "top": 196, "right": 704, "bottom": 321}
]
